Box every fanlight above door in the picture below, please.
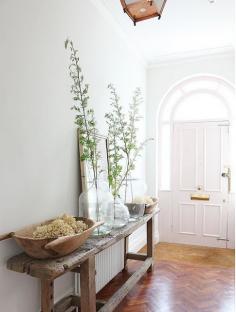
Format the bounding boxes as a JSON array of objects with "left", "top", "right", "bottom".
[{"left": 120, "top": 0, "right": 167, "bottom": 25}]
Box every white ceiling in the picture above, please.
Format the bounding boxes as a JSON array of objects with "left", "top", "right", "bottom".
[{"left": 101, "top": 0, "right": 235, "bottom": 64}]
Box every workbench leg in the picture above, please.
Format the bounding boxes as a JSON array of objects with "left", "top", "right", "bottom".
[
  {"left": 147, "top": 216, "right": 154, "bottom": 272},
  {"left": 123, "top": 236, "right": 129, "bottom": 270},
  {"left": 80, "top": 256, "right": 96, "bottom": 312},
  {"left": 41, "top": 279, "right": 54, "bottom": 312}
]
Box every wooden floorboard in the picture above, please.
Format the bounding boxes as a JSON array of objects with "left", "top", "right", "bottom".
[
  {"left": 151, "top": 242, "right": 235, "bottom": 268},
  {"left": 97, "top": 243, "right": 235, "bottom": 312}
]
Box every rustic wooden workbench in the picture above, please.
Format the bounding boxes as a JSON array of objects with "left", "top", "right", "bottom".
[{"left": 7, "top": 210, "right": 159, "bottom": 312}]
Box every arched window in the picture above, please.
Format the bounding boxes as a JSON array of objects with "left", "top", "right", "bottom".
[{"left": 158, "top": 75, "right": 235, "bottom": 191}]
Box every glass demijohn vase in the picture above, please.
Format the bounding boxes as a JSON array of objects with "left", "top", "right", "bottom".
[
  {"left": 79, "top": 181, "right": 114, "bottom": 236},
  {"left": 112, "top": 197, "right": 129, "bottom": 229}
]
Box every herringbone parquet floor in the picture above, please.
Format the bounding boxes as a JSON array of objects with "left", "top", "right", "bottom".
[{"left": 97, "top": 243, "right": 235, "bottom": 312}]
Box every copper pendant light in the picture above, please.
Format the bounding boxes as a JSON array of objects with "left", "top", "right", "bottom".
[{"left": 120, "top": 0, "right": 167, "bottom": 25}]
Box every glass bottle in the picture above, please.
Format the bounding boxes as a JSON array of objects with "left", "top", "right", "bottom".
[{"left": 112, "top": 196, "right": 129, "bottom": 229}]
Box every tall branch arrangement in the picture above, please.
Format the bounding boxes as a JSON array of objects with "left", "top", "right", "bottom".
[
  {"left": 105, "top": 85, "right": 124, "bottom": 198},
  {"left": 65, "top": 39, "right": 100, "bottom": 187},
  {"left": 106, "top": 84, "right": 152, "bottom": 199}
]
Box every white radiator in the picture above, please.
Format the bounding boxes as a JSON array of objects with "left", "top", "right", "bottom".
[
  {"left": 75, "top": 227, "right": 147, "bottom": 294},
  {"left": 95, "top": 239, "right": 125, "bottom": 292},
  {"left": 76, "top": 239, "right": 124, "bottom": 294}
]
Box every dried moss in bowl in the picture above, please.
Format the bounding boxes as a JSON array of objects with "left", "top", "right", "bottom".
[{"left": 33, "top": 214, "right": 88, "bottom": 239}]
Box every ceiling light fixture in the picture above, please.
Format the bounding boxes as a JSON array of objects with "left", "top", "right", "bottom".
[{"left": 120, "top": 0, "right": 167, "bottom": 26}]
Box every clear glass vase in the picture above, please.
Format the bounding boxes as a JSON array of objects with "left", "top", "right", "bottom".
[
  {"left": 79, "top": 182, "right": 114, "bottom": 236},
  {"left": 112, "top": 197, "right": 129, "bottom": 229}
]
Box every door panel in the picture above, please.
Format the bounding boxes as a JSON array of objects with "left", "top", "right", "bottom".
[
  {"left": 179, "top": 203, "right": 197, "bottom": 235},
  {"left": 179, "top": 128, "right": 197, "bottom": 190},
  {"left": 172, "top": 121, "right": 230, "bottom": 248},
  {"left": 204, "top": 126, "right": 221, "bottom": 191},
  {"left": 202, "top": 204, "right": 222, "bottom": 237}
]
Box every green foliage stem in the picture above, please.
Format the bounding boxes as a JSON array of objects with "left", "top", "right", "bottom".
[
  {"left": 65, "top": 39, "right": 100, "bottom": 187},
  {"left": 105, "top": 84, "right": 124, "bottom": 197},
  {"left": 106, "top": 85, "right": 153, "bottom": 200}
]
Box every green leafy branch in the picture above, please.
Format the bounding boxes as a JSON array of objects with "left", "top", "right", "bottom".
[
  {"left": 65, "top": 39, "right": 100, "bottom": 187},
  {"left": 105, "top": 84, "right": 124, "bottom": 197},
  {"left": 106, "top": 85, "right": 153, "bottom": 200}
]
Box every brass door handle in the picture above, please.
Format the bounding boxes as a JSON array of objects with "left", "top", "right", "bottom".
[{"left": 221, "top": 167, "right": 231, "bottom": 193}]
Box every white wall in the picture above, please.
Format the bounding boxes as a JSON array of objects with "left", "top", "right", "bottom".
[
  {"left": 0, "top": 1, "right": 146, "bottom": 311},
  {"left": 146, "top": 51, "right": 235, "bottom": 242}
]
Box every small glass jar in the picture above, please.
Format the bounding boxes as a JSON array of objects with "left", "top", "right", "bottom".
[
  {"left": 112, "top": 197, "right": 129, "bottom": 229},
  {"left": 121, "top": 178, "right": 147, "bottom": 221},
  {"left": 126, "top": 203, "right": 145, "bottom": 222},
  {"left": 79, "top": 182, "right": 114, "bottom": 236}
]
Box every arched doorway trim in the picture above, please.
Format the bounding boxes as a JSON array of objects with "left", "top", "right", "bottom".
[{"left": 157, "top": 74, "right": 235, "bottom": 191}]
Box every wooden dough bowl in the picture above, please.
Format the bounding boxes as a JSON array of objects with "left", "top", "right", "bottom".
[
  {"left": 145, "top": 198, "right": 158, "bottom": 214},
  {"left": 6, "top": 217, "right": 102, "bottom": 259}
]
